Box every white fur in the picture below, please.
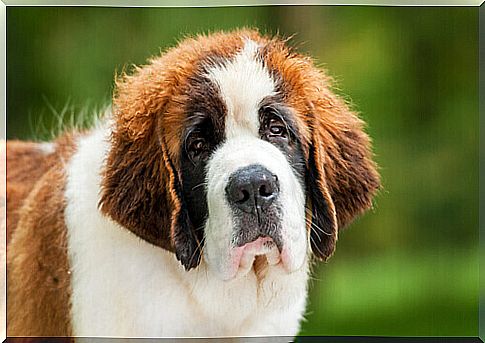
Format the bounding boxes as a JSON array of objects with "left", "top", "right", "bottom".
[
  {"left": 65, "top": 124, "right": 309, "bottom": 338},
  {"left": 204, "top": 40, "right": 308, "bottom": 281}
]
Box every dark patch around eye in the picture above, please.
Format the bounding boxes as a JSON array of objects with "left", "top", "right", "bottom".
[
  {"left": 179, "top": 66, "right": 227, "bottom": 244},
  {"left": 183, "top": 118, "right": 216, "bottom": 165},
  {"left": 258, "top": 98, "right": 306, "bottom": 181}
]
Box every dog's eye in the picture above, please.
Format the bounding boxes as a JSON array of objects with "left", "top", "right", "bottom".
[
  {"left": 186, "top": 135, "right": 210, "bottom": 164},
  {"left": 265, "top": 118, "right": 288, "bottom": 139},
  {"left": 269, "top": 121, "right": 286, "bottom": 136},
  {"left": 189, "top": 138, "right": 206, "bottom": 154}
]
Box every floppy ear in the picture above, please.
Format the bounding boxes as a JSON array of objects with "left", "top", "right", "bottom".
[
  {"left": 306, "top": 90, "right": 380, "bottom": 261},
  {"left": 306, "top": 132, "right": 338, "bottom": 261},
  {"left": 99, "top": 64, "right": 202, "bottom": 270}
]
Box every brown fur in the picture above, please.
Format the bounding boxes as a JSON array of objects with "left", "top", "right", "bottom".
[
  {"left": 7, "top": 135, "right": 77, "bottom": 337},
  {"left": 6, "top": 141, "right": 55, "bottom": 243},
  {"left": 253, "top": 255, "right": 269, "bottom": 282}
]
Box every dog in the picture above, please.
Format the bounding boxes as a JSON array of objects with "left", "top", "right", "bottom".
[{"left": 6, "top": 29, "right": 380, "bottom": 338}]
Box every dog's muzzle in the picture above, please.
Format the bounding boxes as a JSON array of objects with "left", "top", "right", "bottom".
[{"left": 225, "top": 164, "right": 282, "bottom": 248}]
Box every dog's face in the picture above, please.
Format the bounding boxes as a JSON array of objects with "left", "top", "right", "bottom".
[
  {"left": 182, "top": 41, "right": 308, "bottom": 279},
  {"left": 100, "top": 30, "right": 380, "bottom": 280}
]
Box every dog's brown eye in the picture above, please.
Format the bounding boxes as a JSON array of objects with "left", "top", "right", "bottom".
[
  {"left": 190, "top": 138, "right": 206, "bottom": 156},
  {"left": 269, "top": 124, "right": 285, "bottom": 136},
  {"left": 187, "top": 136, "right": 211, "bottom": 164},
  {"left": 267, "top": 118, "right": 287, "bottom": 138}
]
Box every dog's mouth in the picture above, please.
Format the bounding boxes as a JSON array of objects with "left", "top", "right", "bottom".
[{"left": 228, "top": 236, "right": 284, "bottom": 280}]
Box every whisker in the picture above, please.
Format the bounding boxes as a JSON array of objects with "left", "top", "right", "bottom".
[
  {"left": 309, "top": 234, "right": 325, "bottom": 257},
  {"left": 192, "top": 182, "right": 207, "bottom": 191},
  {"left": 187, "top": 235, "right": 208, "bottom": 297},
  {"left": 187, "top": 233, "right": 206, "bottom": 268},
  {"left": 305, "top": 218, "right": 332, "bottom": 236}
]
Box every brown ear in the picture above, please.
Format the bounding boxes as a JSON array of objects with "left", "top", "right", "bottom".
[
  {"left": 306, "top": 133, "right": 338, "bottom": 261},
  {"left": 307, "top": 90, "right": 380, "bottom": 261},
  {"left": 99, "top": 64, "right": 202, "bottom": 270}
]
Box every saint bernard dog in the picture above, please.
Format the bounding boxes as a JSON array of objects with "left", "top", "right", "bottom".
[{"left": 6, "top": 29, "right": 380, "bottom": 338}]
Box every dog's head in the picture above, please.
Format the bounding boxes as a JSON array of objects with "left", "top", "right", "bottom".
[{"left": 99, "top": 30, "right": 380, "bottom": 280}]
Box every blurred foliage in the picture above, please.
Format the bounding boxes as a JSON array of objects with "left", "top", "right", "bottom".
[{"left": 7, "top": 6, "right": 478, "bottom": 336}]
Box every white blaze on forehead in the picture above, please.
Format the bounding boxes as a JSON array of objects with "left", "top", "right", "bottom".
[
  {"left": 203, "top": 39, "right": 308, "bottom": 281},
  {"left": 205, "top": 39, "right": 276, "bottom": 137}
]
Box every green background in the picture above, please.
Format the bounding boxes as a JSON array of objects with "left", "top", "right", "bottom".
[{"left": 7, "top": 6, "right": 479, "bottom": 336}]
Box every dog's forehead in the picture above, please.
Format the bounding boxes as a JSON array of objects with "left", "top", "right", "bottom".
[
  {"left": 162, "top": 32, "right": 312, "bottom": 164},
  {"left": 204, "top": 39, "right": 276, "bottom": 138}
]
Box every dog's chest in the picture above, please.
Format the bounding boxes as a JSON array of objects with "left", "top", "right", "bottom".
[
  {"left": 66, "top": 211, "right": 308, "bottom": 337},
  {"left": 67, "top": 242, "right": 306, "bottom": 337},
  {"left": 64, "top": 128, "right": 309, "bottom": 337}
]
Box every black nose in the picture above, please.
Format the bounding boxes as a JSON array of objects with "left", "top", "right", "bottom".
[{"left": 225, "top": 164, "right": 280, "bottom": 215}]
